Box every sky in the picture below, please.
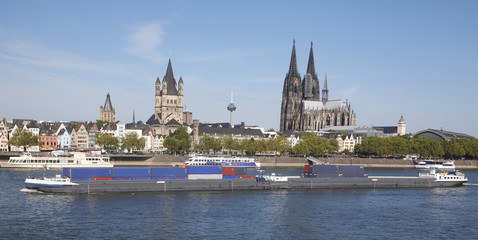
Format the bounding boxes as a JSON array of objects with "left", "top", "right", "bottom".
[{"left": 1, "top": 1, "right": 478, "bottom": 137}]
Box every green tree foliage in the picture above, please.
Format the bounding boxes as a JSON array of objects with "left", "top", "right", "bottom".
[
  {"left": 352, "top": 135, "right": 478, "bottom": 159},
  {"left": 8, "top": 127, "right": 39, "bottom": 151},
  {"left": 222, "top": 136, "right": 239, "bottom": 154},
  {"left": 443, "top": 139, "right": 466, "bottom": 159},
  {"left": 94, "top": 132, "right": 119, "bottom": 151},
  {"left": 164, "top": 127, "right": 190, "bottom": 154},
  {"left": 243, "top": 138, "right": 258, "bottom": 155},
  {"left": 291, "top": 133, "right": 338, "bottom": 156},
  {"left": 96, "top": 120, "right": 109, "bottom": 130},
  {"left": 121, "top": 132, "right": 146, "bottom": 153},
  {"left": 197, "top": 135, "right": 222, "bottom": 153},
  {"left": 411, "top": 137, "right": 444, "bottom": 158},
  {"left": 268, "top": 136, "right": 290, "bottom": 154},
  {"left": 457, "top": 138, "right": 478, "bottom": 159}
]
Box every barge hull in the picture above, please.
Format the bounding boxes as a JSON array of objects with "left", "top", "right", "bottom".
[{"left": 25, "top": 177, "right": 466, "bottom": 194}]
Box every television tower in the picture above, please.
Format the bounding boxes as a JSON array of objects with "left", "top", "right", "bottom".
[{"left": 227, "top": 90, "right": 236, "bottom": 128}]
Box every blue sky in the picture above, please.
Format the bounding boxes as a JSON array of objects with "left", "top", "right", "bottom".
[{"left": 1, "top": 1, "right": 477, "bottom": 137}]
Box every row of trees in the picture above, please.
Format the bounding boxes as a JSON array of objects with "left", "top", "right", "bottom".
[
  {"left": 191, "top": 135, "right": 291, "bottom": 155},
  {"left": 94, "top": 132, "right": 145, "bottom": 152},
  {"left": 354, "top": 135, "right": 478, "bottom": 159},
  {"left": 163, "top": 127, "right": 338, "bottom": 156}
]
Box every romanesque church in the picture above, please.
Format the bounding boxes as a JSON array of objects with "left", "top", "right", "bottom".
[
  {"left": 280, "top": 41, "right": 356, "bottom": 134},
  {"left": 147, "top": 59, "right": 185, "bottom": 135}
]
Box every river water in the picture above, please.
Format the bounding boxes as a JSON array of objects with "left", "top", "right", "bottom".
[{"left": 1, "top": 167, "right": 477, "bottom": 239}]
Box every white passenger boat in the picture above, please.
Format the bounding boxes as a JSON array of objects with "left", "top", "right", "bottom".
[
  {"left": 25, "top": 175, "right": 79, "bottom": 187},
  {"left": 185, "top": 155, "right": 260, "bottom": 167},
  {"left": 419, "top": 168, "right": 468, "bottom": 182},
  {"left": 414, "top": 160, "right": 455, "bottom": 170},
  {"left": 2, "top": 152, "right": 113, "bottom": 168}
]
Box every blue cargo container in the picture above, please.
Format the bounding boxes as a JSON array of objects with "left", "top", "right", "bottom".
[
  {"left": 113, "top": 167, "right": 151, "bottom": 177},
  {"left": 187, "top": 166, "right": 222, "bottom": 174},
  {"left": 65, "top": 168, "right": 113, "bottom": 178},
  {"left": 317, "top": 173, "right": 341, "bottom": 178},
  {"left": 113, "top": 177, "right": 131, "bottom": 181},
  {"left": 152, "top": 167, "right": 187, "bottom": 177},
  {"left": 71, "top": 177, "right": 91, "bottom": 181},
  {"left": 169, "top": 176, "right": 187, "bottom": 180},
  {"left": 153, "top": 176, "right": 169, "bottom": 180},
  {"left": 338, "top": 166, "right": 364, "bottom": 173},
  {"left": 235, "top": 168, "right": 247, "bottom": 175},
  {"left": 223, "top": 175, "right": 239, "bottom": 179},
  {"left": 132, "top": 176, "right": 151, "bottom": 180},
  {"left": 342, "top": 173, "right": 367, "bottom": 178},
  {"left": 311, "top": 165, "right": 338, "bottom": 174},
  {"left": 63, "top": 168, "right": 70, "bottom": 177}
]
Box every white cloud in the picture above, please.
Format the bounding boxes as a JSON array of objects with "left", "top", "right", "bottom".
[
  {"left": 0, "top": 28, "right": 135, "bottom": 77},
  {"left": 125, "top": 22, "right": 165, "bottom": 64}
]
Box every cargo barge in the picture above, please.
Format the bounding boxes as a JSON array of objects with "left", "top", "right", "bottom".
[{"left": 24, "top": 165, "right": 468, "bottom": 194}]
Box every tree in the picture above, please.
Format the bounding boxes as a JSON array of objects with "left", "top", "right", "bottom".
[
  {"left": 121, "top": 132, "right": 145, "bottom": 153},
  {"left": 95, "top": 132, "right": 119, "bottom": 152},
  {"left": 291, "top": 133, "right": 337, "bottom": 156},
  {"left": 268, "top": 136, "right": 290, "bottom": 155},
  {"left": 96, "top": 120, "right": 109, "bottom": 130},
  {"left": 164, "top": 127, "right": 190, "bottom": 154},
  {"left": 222, "top": 136, "right": 238, "bottom": 154},
  {"left": 198, "top": 135, "right": 222, "bottom": 153},
  {"left": 444, "top": 139, "right": 465, "bottom": 159},
  {"left": 8, "top": 127, "right": 39, "bottom": 151}
]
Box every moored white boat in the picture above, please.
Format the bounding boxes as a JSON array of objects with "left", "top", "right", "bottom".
[
  {"left": 185, "top": 155, "right": 260, "bottom": 167},
  {"left": 2, "top": 152, "right": 113, "bottom": 168},
  {"left": 414, "top": 160, "right": 455, "bottom": 170}
]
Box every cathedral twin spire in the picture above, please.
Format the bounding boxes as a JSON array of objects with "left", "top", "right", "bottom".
[{"left": 287, "top": 40, "right": 326, "bottom": 101}]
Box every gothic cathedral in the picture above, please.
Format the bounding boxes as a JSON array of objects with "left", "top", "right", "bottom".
[
  {"left": 280, "top": 41, "right": 356, "bottom": 134},
  {"left": 147, "top": 59, "right": 184, "bottom": 135}
]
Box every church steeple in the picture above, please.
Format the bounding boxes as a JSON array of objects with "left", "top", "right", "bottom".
[
  {"left": 304, "top": 41, "right": 320, "bottom": 100},
  {"left": 306, "top": 42, "right": 316, "bottom": 76},
  {"left": 288, "top": 40, "right": 299, "bottom": 78},
  {"left": 322, "top": 73, "right": 328, "bottom": 103},
  {"left": 163, "top": 59, "right": 178, "bottom": 95},
  {"left": 280, "top": 40, "right": 303, "bottom": 133}
]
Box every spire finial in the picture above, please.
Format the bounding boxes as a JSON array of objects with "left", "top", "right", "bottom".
[{"left": 293, "top": 39, "right": 295, "bottom": 45}]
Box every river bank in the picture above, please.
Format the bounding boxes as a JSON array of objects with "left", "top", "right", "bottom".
[
  {"left": 113, "top": 155, "right": 478, "bottom": 169},
  {"left": 2, "top": 154, "right": 476, "bottom": 169}
]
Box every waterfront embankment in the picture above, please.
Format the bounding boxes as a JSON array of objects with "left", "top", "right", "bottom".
[
  {"left": 111, "top": 155, "right": 478, "bottom": 169},
  {"left": 2, "top": 153, "right": 477, "bottom": 169}
]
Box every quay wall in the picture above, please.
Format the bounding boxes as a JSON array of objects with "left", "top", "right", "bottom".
[{"left": 113, "top": 155, "right": 478, "bottom": 169}]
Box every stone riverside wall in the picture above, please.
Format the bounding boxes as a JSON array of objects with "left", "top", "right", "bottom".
[{"left": 111, "top": 154, "right": 478, "bottom": 169}]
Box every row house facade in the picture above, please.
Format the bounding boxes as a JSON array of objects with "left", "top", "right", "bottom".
[
  {"left": 0, "top": 118, "right": 9, "bottom": 152},
  {"left": 336, "top": 134, "right": 362, "bottom": 153},
  {"left": 9, "top": 123, "right": 40, "bottom": 152},
  {"left": 3, "top": 118, "right": 169, "bottom": 152}
]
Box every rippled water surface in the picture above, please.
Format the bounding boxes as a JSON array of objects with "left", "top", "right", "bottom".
[{"left": 1, "top": 167, "right": 478, "bottom": 239}]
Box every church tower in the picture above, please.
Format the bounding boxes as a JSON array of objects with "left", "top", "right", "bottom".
[
  {"left": 397, "top": 114, "right": 406, "bottom": 136},
  {"left": 280, "top": 40, "right": 303, "bottom": 133},
  {"left": 303, "top": 42, "right": 320, "bottom": 100},
  {"left": 156, "top": 59, "right": 184, "bottom": 125},
  {"left": 100, "top": 93, "right": 115, "bottom": 122}
]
